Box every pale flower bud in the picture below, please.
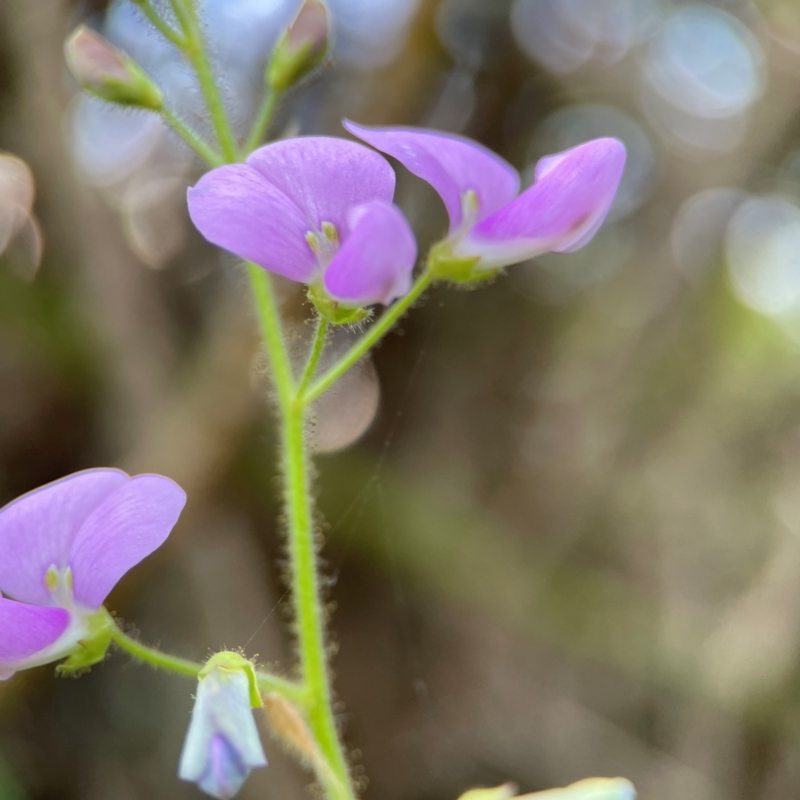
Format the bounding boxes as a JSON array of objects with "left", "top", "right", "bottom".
[
  {"left": 179, "top": 653, "right": 267, "bottom": 800},
  {"left": 64, "top": 26, "right": 163, "bottom": 111},
  {"left": 267, "top": 0, "right": 330, "bottom": 91}
]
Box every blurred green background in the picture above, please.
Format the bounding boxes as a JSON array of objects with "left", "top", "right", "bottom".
[{"left": 4, "top": 0, "right": 800, "bottom": 797}]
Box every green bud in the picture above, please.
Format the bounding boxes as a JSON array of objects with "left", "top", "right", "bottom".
[
  {"left": 56, "top": 607, "right": 114, "bottom": 676},
  {"left": 267, "top": 0, "right": 330, "bottom": 92},
  {"left": 427, "top": 240, "right": 498, "bottom": 284},
  {"left": 64, "top": 26, "right": 163, "bottom": 111},
  {"left": 308, "top": 282, "right": 370, "bottom": 326}
]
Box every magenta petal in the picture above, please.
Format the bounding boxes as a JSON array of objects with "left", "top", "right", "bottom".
[
  {"left": 246, "top": 137, "right": 396, "bottom": 236},
  {"left": 0, "top": 598, "right": 69, "bottom": 670},
  {"left": 69, "top": 475, "right": 186, "bottom": 609},
  {"left": 344, "top": 120, "right": 520, "bottom": 232},
  {"left": 323, "top": 202, "right": 417, "bottom": 306},
  {"left": 0, "top": 469, "right": 128, "bottom": 606},
  {"left": 461, "top": 138, "right": 626, "bottom": 268},
  {"left": 188, "top": 164, "right": 317, "bottom": 282}
]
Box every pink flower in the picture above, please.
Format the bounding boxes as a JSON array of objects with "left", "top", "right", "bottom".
[
  {"left": 0, "top": 469, "right": 185, "bottom": 679},
  {"left": 344, "top": 121, "right": 626, "bottom": 276},
  {"left": 187, "top": 137, "right": 417, "bottom": 309}
]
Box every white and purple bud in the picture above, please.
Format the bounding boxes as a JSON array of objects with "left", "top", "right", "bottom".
[{"left": 179, "top": 652, "right": 267, "bottom": 800}]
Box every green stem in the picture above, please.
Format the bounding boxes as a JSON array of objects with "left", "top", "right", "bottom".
[
  {"left": 244, "top": 87, "right": 282, "bottom": 155},
  {"left": 173, "top": 0, "right": 239, "bottom": 163},
  {"left": 247, "top": 265, "right": 354, "bottom": 800},
  {"left": 161, "top": 107, "right": 223, "bottom": 167},
  {"left": 111, "top": 622, "right": 304, "bottom": 700},
  {"left": 134, "top": 0, "right": 186, "bottom": 49},
  {"left": 111, "top": 625, "right": 202, "bottom": 678},
  {"left": 247, "top": 263, "right": 295, "bottom": 410},
  {"left": 304, "top": 269, "right": 435, "bottom": 404},
  {"left": 297, "top": 316, "right": 329, "bottom": 398}
]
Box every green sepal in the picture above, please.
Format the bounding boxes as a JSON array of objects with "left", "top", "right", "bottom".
[
  {"left": 457, "top": 784, "right": 517, "bottom": 800},
  {"left": 308, "top": 283, "right": 370, "bottom": 326},
  {"left": 56, "top": 608, "right": 114, "bottom": 676},
  {"left": 427, "top": 241, "right": 498, "bottom": 284},
  {"left": 201, "top": 652, "right": 263, "bottom": 709}
]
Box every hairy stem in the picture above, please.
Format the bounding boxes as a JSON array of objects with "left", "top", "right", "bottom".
[
  {"left": 173, "top": 0, "right": 239, "bottom": 163},
  {"left": 304, "top": 269, "right": 435, "bottom": 404},
  {"left": 134, "top": 0, "right": 186, "bottom": 49},
  {"left": 297, "top": 316, "right": 329, "bottom": 398},
  {"left": 248, "top": 265, "right": 354, "bottom": 800},
  {"left": 111, "top": 625, "right": 202, "bottom": 678},
  {"left": 244, "top": 87, "right": 282, "bottom": 155},
  {"left": 161, "top": 107, "right": 223, "bottom": 167},
  {"left": 111, "top": 622, "right": 303, "bottom": 699}
]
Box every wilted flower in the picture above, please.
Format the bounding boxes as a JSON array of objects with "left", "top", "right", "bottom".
[
  {"left": 64, "top": 25, "right": 164, "bottom": 110},
  {"left": 268, "top": 0, "right": 330, "bottom": 91},
  {"left": 187, "top": 137, "right": 417, "bottom": 323},
  {"left": 345, "top": 121, "right": 626, "bottom": 281},
  {"left": 0, "top": 469, "right": 185, "bottom": 680},
  {"left": 179, "top": 652, "right": 268, "bottom": 800}
]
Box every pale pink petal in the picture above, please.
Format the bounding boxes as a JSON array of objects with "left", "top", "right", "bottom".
[
  {"left": 69, "top": 475, "right": 186, "bottom": 609},
  {"left": 0, "top": 469, "right": 128, "bottom": 606},
  {"left": 344, "top": 120, "right": 520, "bottom": 232},
  {"left": 246, "top": 137, "right": 396, "bottom": 236},
  {"left": 0, "top": 597, "right": 70, "bottom": 678},
  {"left": 323, "top": 201, "right": 417, "bottom": 306},
  {"left": 459, "top": 138, "right": 626, "bottom": 269},
  {"left": 188, "top": 164, "right": 317, "bottom": 282}
]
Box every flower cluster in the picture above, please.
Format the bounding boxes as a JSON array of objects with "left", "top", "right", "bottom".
[{"left": 187, "top": 122, "right": 626, "bottom": 312}]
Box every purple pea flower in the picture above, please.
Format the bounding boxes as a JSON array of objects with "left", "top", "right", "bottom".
[
  {"left": 344, "top": 121, "right": 626, "bottom": 278},
  {"left": 187, "top": 137, "right": 417, "bottom": 318},
  {"left": 0, "top": 468, "right": 185, "bottom": 680}
]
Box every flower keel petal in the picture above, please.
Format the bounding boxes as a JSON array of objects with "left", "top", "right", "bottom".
[
  {"left": 460, "top": 138, "right": 626, "bottom": 269},
  {"left": 0, "top": 598, "right": 71, "bottom": 679},
  {"left": 324, "top": 201, "right": 417, "bottom": 306}
]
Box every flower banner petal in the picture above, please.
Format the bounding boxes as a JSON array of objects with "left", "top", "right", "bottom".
[
  {"left": 324, "top": 201, "right": 417, "bottom": 306},
  {"left": 0, "top": 598, "right": 70, "bottom": 678},
  {"left": 344, "top": 121, "right": 520, "bottom": 232},
  {"left": 460, "top": 138, "right": 626, "bottom": 269},
  {"left": 188, "top": 164, "right": 316, "bottom": 282},
  {"left": 0, "top": 469, "right": 128, "bottom": 606},
  {"left": 69, "top": 475, "right": 186, "bottom": 609},
  {"left": 246, "top": 137, "right": 396, "bottom": 236}
]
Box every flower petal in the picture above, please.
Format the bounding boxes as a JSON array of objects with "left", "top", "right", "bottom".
[
  {"left": 0, "top": 598, "right": 70, "bottom": 679},
  {"left": 458, "top": 138, "right": 626, "bottom": 269},
  {"left": 0, "top": 469, "right": 129, "bottom": 606},
  {"left": 246, "top": 136, "right": 396, "bottom": 235},
  {"left": 344, "top": 120, "right": 520, "bottom": 232},
  {"left": 187, "top": 164, "right": 317, "bottom": 282},
  {"left": 324, "top": 201, "right": 417, "bottom": 306},
  {"left": 69, "top": 475, "right": 186, "bottom": 609}
]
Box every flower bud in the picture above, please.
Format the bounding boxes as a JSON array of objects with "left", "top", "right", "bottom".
[
  {"left": 179, "top": 653, "right": 267, "bottom": 800},
  {"left": 64, "top": 26, "right": 163, "bottom": 111},
  {"left": 458, "top": 779, "right": 636, "bottom": 800},
  {"left": 267, "top": 0, "right": 330, "bottom": 91}
]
